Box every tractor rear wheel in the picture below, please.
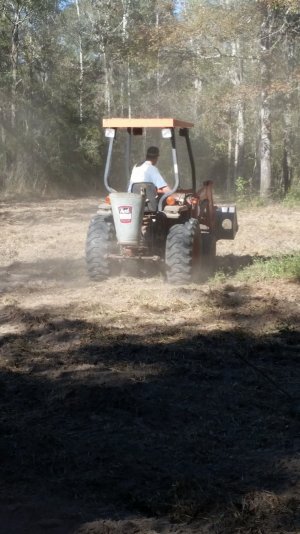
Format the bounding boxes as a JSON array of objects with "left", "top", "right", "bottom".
[
  {"left": 165, "top": 218, "right": 201, "bottom": 284},
  {"left": 86, "top": 215, "right": 118, "bottom": 280}
]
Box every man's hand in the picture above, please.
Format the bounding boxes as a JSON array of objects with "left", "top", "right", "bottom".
[{"left": 157, "top": 186, "right": 171, "bottom": 194}]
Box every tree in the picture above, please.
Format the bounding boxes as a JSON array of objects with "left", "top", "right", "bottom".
[{"left": 0, "top": 0, "right": 299, "bottom": 198}]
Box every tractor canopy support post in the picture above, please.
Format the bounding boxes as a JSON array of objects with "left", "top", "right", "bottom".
[
  {"left": 126, "top": 129, "right": 132, "bottom": 184},
  {"left": 180, "top": 128, "right": 196, "bottom": 193},
  {"left": 158, "top": 128, "right": 180, "bottom": 211},
  {"left": 104, "top": 134, "right": 115, "bottom": 193}
]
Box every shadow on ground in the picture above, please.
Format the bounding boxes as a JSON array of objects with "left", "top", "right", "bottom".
[
  {"left": 0, "top": 306, "right": 299, "bottom": 534},
  {"left": 0, "top": 253, "right": 264, "bottom": 292},
  {"left": 0, "top": 257, "right": 87, "bottom": 291},
  {"left": 215, "top": 253, "right": 264, "bottom": 276}
]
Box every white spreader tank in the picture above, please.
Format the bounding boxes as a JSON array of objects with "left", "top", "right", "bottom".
[{"left": 109, "top": 192, "right": 145, "bottom": 246}]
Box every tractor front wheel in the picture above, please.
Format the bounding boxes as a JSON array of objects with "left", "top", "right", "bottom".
[
  {"left": 86, "top": 215, "right": 119, "bottom": 280},
  {"left": 165, "top": 218, "right": 201, "bottom": 284}
]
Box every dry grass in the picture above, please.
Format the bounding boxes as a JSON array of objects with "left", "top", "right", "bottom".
[{"left": 0, "top": 199, "right": 299, "bottom": 533}]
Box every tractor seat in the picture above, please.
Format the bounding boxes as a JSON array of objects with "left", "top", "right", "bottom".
[{"left": 131, "top": 182, "right": 158, "bottom": 212}]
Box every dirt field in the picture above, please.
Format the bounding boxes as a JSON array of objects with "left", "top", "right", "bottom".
[{"left": 0, "top": 199, "right": 299, "bottom": 534}]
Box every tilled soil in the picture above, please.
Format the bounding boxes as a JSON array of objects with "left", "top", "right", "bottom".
[{"left": 0, "top": 199, "right": 299, "bottom": 534}]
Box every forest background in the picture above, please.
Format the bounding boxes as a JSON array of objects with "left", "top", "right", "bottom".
[{"left": 0, "top": 0, "right": 300, "bottom": 201}]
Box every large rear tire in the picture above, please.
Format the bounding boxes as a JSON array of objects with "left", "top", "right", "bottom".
[
  {"left": 165, "top": 218, "right": 201, "bottom": 284},
  {"left": 86, "top": 215, "right": 118, "bottom": 280}
]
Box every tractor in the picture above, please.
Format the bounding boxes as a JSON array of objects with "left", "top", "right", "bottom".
[{"left": 86, "top": 118, "right": 238, "bottom": 284}]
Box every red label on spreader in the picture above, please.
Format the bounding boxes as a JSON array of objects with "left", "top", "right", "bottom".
[{"left": 118, "top": 206, "right": 132, "bottom": 223}]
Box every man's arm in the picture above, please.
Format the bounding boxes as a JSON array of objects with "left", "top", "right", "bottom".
[{"left": 150, "top": 166, "right": 169, "bottom": 190}]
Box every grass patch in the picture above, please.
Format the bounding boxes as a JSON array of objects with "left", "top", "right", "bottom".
[
  {"left": 213, "top": 252, "right": 300, "bottom": 283},
  {"left": 235, "top": 252, "right": 300, "bottom": 282},
  {"left": 235, "top": 195, "right": 267, "bottom": 209}
]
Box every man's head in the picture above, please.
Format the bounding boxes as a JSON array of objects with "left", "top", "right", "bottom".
[{"left": 146, "top": 146, "right": 159, "bottom": 164}]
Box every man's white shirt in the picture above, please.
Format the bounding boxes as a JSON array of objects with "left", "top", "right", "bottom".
[{"left": 128, "top": 161, "right": 167, "bottom": 191}]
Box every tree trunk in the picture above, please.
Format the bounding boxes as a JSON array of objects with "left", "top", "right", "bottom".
[
  {"left": 231, "top": 38, "right": 245, "bottom": 189},
  {"left": 156, "top": 8, "right": 160, "bottom": 117},
  {"left": 282, "top": 103, "right": 293, "bottom": 195},
  {"left": 260, "top": 92, "right": 271, "bottom": 197},
  {"left": 281, "top": 31, "right": 295, "bottom": 195},
  {"left": 259, "top": 7, "right": 272, "bottom": 198},
  {"left": 75, "top": 0, "right": 84, "bottom": 123},
  {"left": 103, "top": 51, "right": 111, "bottom": 116},
  {"left": 0, "top": 121, "right": 7, "bottom": 186},
  {"left": 122, "top": 0, "right": 131, "bottom": 117},
  {"left": 10, "top": 8, "right": 20, "bottom": 128},
  {"left": 227, "top": 122, "right": 233, "bottom": 195},
  {"left": 234, "top": 100, "right": 245, "bottom": 182}
]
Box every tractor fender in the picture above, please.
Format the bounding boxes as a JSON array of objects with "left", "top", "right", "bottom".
[
  {"left": 215, "top": 205, "right": 238, "bottom": 240},
  {"left": 163, "top": 205, "right": 189, "bottom": 219},
  {"left": 97, "top": 203, "right": 112, "bottom": 217}
]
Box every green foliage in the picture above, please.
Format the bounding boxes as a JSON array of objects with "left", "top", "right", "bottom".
[
  {"left": 212, "top": 252, "right": 300, "bottom": 285},
  {"left": 235, "top": 176, "right": 249, "bottom": 202},
  {"left": 235, "top": 196, "right": 267, "bottom": 209},
  {"left": 234, "top": 178, "right": 268, "bottom": 207},
  {"left": 283, "top": 181, "right": 300, "bottom": 207},
  {"left": 0, "top": 0, "right": 299, "bottom": 196},
  {"left": 236, "top": 253, "right": 300, "bottom": 282}
]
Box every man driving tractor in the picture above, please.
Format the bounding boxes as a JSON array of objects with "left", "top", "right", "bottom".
[{"left": 127, "top": 146, "right": 171, "bottom": 193}]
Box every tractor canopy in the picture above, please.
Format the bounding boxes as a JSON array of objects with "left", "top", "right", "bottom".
[{"left": 103, "top": 118, "right": 194, "bottom": 129}]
